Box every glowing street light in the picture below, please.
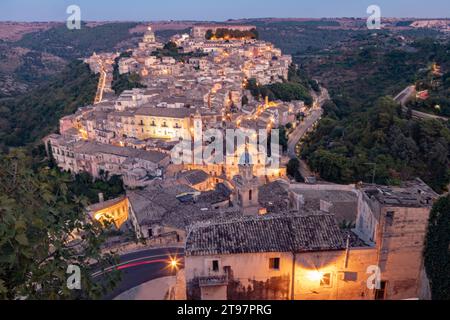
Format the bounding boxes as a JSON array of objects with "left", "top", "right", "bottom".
[
  {"left": 307, "top": 270, "right": 324, "bottom": 282},
  {"left": 169, "top": 257, "right": 179, "bottom": 270}
]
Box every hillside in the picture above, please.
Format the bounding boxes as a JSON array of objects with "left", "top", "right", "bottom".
[
  {"left": 0, "top": 22, "right": 140, "bottom": 98},
  {"left": 0, "top": 60, "right": 98, "bottom": 150},
  {"left": 300, "top": 39, "right": 450, "bottom": 193}
]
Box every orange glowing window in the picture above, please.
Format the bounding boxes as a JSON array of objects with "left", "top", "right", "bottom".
[{"left": 320, "top": 273, "right": 332, "bottom": 287}]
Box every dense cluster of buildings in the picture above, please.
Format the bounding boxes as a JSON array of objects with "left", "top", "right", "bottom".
[
  {"left": 185, "top": 179, "right": 438, "bottom": 300},
  {"left": 44, "top": 25, "right": 302, "bottom": 189},
  {"left": 44, "top": 25, "right": 439, "bottom": 301}
]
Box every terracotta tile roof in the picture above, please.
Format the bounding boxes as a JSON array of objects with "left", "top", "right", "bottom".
[
  {"left": 86, "top": 196, "right": 127, "bottom": 213},
  {"left": 127, "top": 184, "right": 237, "bottom": 229},
  {"left": 178, "top": 170, "right": 210, "bottom": 186},
  {"left": 186, "top": 214, "right": 346, "bottom": 256}
]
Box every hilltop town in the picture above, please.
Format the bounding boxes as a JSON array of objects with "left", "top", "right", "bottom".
[
  {"left": 36, "top": 24, "right": 444, "bottom": 301},
  {"left": 44, "top": 25, "right": 303, "bottom": 190}
]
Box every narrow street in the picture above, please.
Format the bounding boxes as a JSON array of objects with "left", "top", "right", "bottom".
[{"left": 94, "top": 63, "right": 107, "bottom": 104}]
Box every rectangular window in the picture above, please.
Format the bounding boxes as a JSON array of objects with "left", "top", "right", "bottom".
[
  {"left": 320, "top": 273, "right": 332, "bottom": 287},
  {"left": 212, "top": 260, "right": 219, "bottom": 272},
  {"left": 386, "top": 211, "right": 395, "bottom": 226},
  {"left": 269, "top": 258, "right": 280, "bottom": 270},
  {"left": 343, "top": 272, "right": 358, "bottom": 282},
  {"left": 375, "top": 281, "right": 387, "bottom": 300}
]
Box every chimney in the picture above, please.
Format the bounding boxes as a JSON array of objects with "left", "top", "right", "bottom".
[{"left": 98, "top": 193, "right": 104, "bottom": 203}]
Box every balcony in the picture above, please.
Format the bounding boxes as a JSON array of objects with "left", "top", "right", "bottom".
[{"left": 198, "top": 275, "right": 228, "bottom": 287}]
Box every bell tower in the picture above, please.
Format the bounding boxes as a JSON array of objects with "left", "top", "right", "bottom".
[{"left": 232, "top": 151, "right": 260, "bottom": 216}]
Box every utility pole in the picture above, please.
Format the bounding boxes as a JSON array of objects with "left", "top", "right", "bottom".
[{"left": 291, "top": 252, "right": 296, "bottom": 300}]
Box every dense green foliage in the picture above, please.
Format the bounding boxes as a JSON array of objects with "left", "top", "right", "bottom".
[
  {"left": 298, "top": 35, "right": 450, "bottom": 193},
  {"left": 246, "top": 65, "right": 313, "bottom": 105},
  {"left": 304, "top": 38, "right": 450, "bottom": 107},
  {"left": 302, "top": 96, "right": 450, "bottom": 192},
  {"left": 111, "top": 53, "right": 146, "bottom": 95},
  {"left": 14, "top": 22, "right": 138, "bottom": 60},
  {"left": 205, "top": 28, "right": 258, "bottom": 40},
  {"left": 0, "top": 150, "right": 121, "bottom": 299},
  {"left": 424, "top": 196, "right": 450, "bottom": 300},
  {"left": 267, "top": 82, "right": 313, "bottom": 105},
  {"left": 151, "top": 41, "right": 207, "bottom": 62},
  {"left": 0, "top": 23, "right": 138, "bottom": 98},
  {"left": 69, "top": 172, "right": 125, "bottom": 204},
  {"left": 278, "top": 126, "right": 289, "bottom": 152},
  {"left": 0, "top": 57, "right": 124, "bottom": 298},
  {"left": 255, "top": 19, "right": 443, "bottom": 57},
  {"left": 287, "top": 158, "right": 304, "bottom": 182},
  {"left": 0, "top": 61, "right": 98, "bottom": 150},
  {"left": 256, "top": 21, "right": 358, "bottom": 55},
  {"left": 112, "top": 72, "right": 146, "bottom": 95}
]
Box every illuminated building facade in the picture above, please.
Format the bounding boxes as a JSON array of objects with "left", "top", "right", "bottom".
[
  {"left": 184, "top": 180, "right": 438, "bottom": 300},
  {"left": 86, "top": 195, "right": 129, "bottom": 229}
]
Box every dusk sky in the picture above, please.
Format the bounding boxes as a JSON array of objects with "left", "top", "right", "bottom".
[{"left": 1, "top": 0, "right": 449, "bottom": 21}]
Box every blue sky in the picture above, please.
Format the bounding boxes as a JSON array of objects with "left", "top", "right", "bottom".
[{"left": 1, "top": 0, "right": 449, "bottom": 21}]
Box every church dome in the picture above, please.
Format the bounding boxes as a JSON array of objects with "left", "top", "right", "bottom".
[{"left": 239, "top": 151, "right": 252, "bottom": 166}]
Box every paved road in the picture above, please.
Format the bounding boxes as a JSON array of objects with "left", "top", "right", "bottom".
[
  {"left": 395, "top": 85, "right": 448, "bottom": 121},
  {"left": 287, "top": 108, "right": 323, "bottom": 159},
  {"left": 94, "top": 247, "right": 185, "bottom": 300},
  {"left": 287, "top": 88, "right": 329, "bottom": 158},
  {"left": 394, "top": 85, "right": 416, "bottom": 106}
]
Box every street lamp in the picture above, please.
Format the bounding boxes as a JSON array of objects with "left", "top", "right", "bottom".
[
  {"left": 169, "top": 257, "right": 179, "bottom": 271},
  {"left": 307, "top": 270, "right": 324, "bottom": 282}
]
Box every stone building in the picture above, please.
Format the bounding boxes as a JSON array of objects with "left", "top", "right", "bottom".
[
  {"left": 353, "top": 179, "right": 438, "bottom": 300},
  {"left": 126, "top": 182, "right": 236, "bottom": 240},
  {"left": 44, "top": 135, "right": 170, "bottom": 187},
  {"left": 185, "top": 214, "right": 376, "bottom": 300},
  {"left": 86, "top": 195, "right": 129, "bottom": 229},
  {"left": 184, "top": 179, "right": 438, "bottom": 300}
]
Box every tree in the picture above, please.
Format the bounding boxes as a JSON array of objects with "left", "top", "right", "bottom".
[
  {"left": 0, "top": 61, "right": 98, "bottom": 150},
  {"left": 205, "top": 30, "right": 214, "bottom": 40},
  {"left": 287, "top": 158, "right": 300, "bottom": 178},
  {"left": 287, "top": 158, "right": 300, "bottom": 177},
  {"left": 278, "top": 126, "right": 289, "bottom": 152},
  {"left": 424, "top": 196, "right": 450, "bottom": 300},
  {"left": 246, "top": 75, "right": 313, "bottom": 105},
  {"left": 302, "top": 95, "right": 450, "bottom": 191},
  {"left": 163, "top": 41, "right": 178, "bottom": 53},
  {"left": 0, "top": 150, "right": 121, "bottom": 299}
]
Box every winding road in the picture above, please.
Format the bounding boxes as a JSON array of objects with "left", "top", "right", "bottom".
[
  {"left": 94, "top": 247, "right": 185, "bottom": 300},
  {"left": 394, "top": 85, "right": 449, "bottom": 121},
  {"left": 287, "top": 87, "right": 329, "bottom": 178}
]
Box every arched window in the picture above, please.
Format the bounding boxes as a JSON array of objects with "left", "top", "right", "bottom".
[{"left": 249, "top": 189, "right": 252, "bottom": 201}]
